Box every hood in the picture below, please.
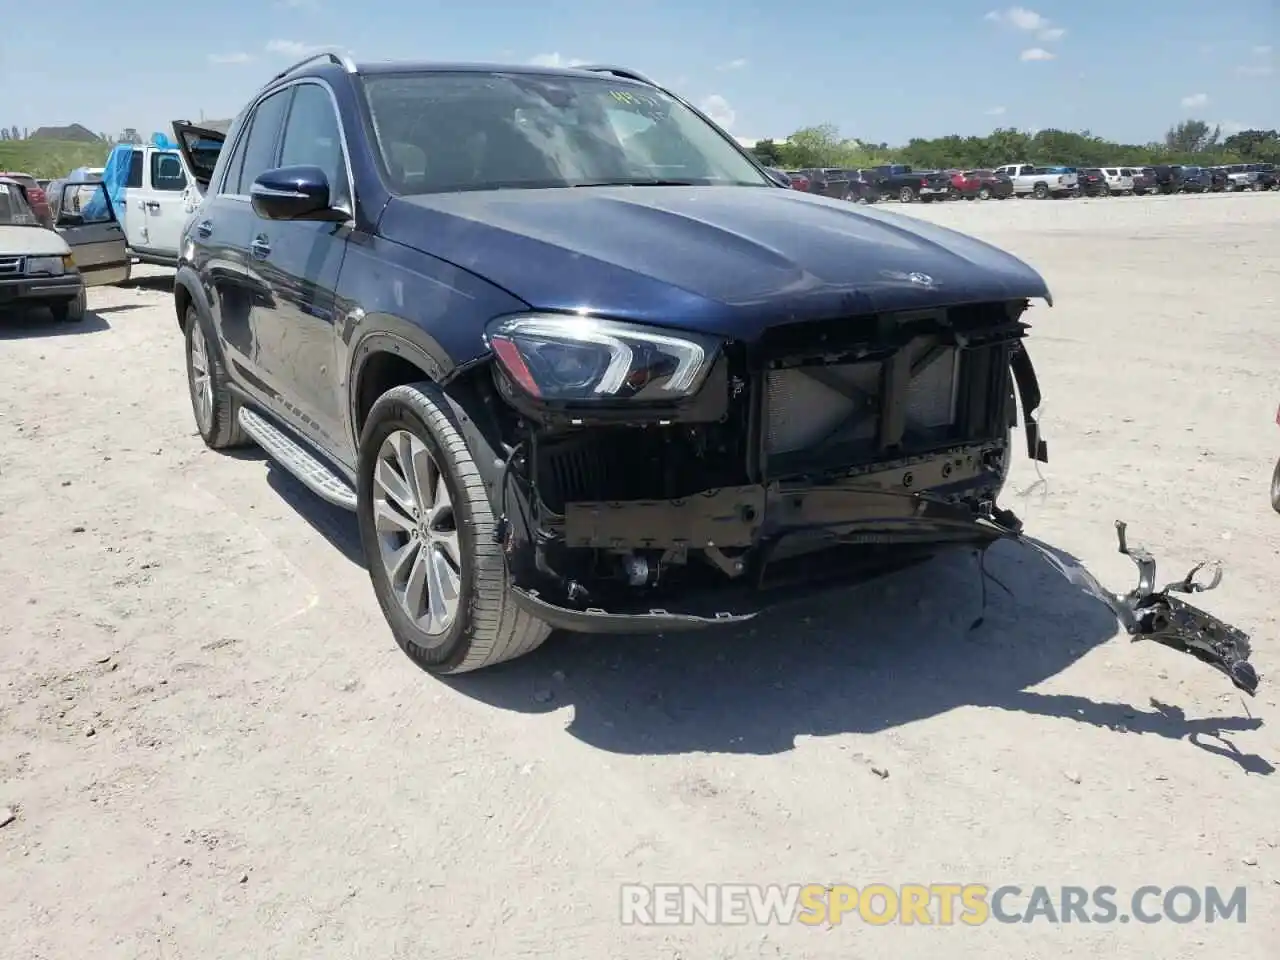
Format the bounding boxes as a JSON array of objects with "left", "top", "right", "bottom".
[
  {"left": 378, "top": 186, "right": 1052, "bottom": 341},
  {"left": 0, "top": 225, "right": 68, "bottom": 257}
]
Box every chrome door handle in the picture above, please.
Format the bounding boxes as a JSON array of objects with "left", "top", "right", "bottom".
[{"left": 250, "top": 236, "right": 271, "bottom": 260}]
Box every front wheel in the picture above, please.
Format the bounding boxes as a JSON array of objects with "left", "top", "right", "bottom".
[
  {"left": 1033, "top": 183, "right": 1050, "bottom": 199},
  {"left": 898, "top": 186, "right": 915, "bottom": 203},
  {"left": 1271, "top": 457, "right": 1280, "bottom": 514},
  {"left": 49, "top": 288, "right": 86, "bottom": 323},
  {"left": 357, "top": 381, "right": 550, "bottom": 675},
  {"left": 978, "top": 186, "right": 991, "bottom": 200}
]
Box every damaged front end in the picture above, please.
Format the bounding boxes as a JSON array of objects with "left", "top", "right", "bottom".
[
  {"left": 483, "top": 299, "right": 1039, "bottom": 625},
  {"left": 478, "top": 300, "right": 1261, "bottom": 695}
]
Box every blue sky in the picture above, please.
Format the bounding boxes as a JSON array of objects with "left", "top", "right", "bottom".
[{"left": 2, "top": 1, "right": 1275, "bottom": 146}]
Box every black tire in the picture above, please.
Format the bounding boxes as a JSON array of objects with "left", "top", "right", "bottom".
[
  {"left": 50, "top": 288, "right": 86, "bottom": 322},
  {"left": 183, "top": 305, "right": 249, "bottom": 449},
  {"left": 1033, "top": 182, "right": 1049, "bottom": 199},
  {"left": 1271, "top": 458, "right": 1280, "bottom": 515},
  {"left": 357, "top": 381, "right": 550, "bottom": 675},
  {"left": 898, "top": 186, "right": 915, "bottom": 203},
  {"left": 978, "top": 186, "right": 991, "bottom": 200},
  {"left": 1099, "top": 183, "right": 1110, "bottom": 197}
]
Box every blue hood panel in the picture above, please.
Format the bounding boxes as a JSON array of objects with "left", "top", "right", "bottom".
[{"left": 379, "top": 186, "right": 1051, "bottom": 340}]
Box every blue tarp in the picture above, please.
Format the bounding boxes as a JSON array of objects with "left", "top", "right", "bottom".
[{"left": 81, "top": 143, "right": 133, "bottom": 221}]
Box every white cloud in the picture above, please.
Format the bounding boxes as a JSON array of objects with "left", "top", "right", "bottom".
[
  {"left": 265, "top": 39, "right": 320, "bottom": 57},
  {"left": 208, "top": 52, "right": 252, "bottom": 65},
  {"left": 1252, "top": 44, "right": 1272, "bottom": 56},
  {"left": 1180, "top": 92, "right": 1209, "bottom": 108},
  {"left": 1020, "top": 47, "right": 1056, "bottom": 61},
  {"left": 717, "top": 58, "right": 748, "bottom": 71},
  {"left": 1236, "top": 63, "right": 1274, "bottom": 77},
  {"left": 529, "top": 53, "right": 591, "bottom": 68},
  {"left": 699, "top": 94, "right": 735, "bottom": 130},
  {"left": 987, "top": 8, "right": 1065, "bottom": 43},
  {"left": 985, "top": 105, "right": 1007, "bottom": 116}
]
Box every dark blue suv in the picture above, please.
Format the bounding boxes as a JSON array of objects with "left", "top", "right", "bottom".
[{"left": 171, "top": 53, "right": 1057, "bottom": 676}]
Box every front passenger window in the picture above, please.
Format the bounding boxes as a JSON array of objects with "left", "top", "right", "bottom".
[{"left": 279, "top": 83, "right": 350, "bottom": 207}]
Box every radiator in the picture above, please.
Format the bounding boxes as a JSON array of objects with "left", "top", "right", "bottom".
[{"left": 764, "top": 341, "right": 960, "bottom": 456}]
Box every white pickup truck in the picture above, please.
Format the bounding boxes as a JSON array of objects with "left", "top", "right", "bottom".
[{"left": 994, "top": 163, "right": 1078, "bottom": 199}]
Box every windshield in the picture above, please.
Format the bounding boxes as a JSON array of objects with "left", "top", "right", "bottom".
[
  {"left": 0, "top": 181, "right": 40, "bottom": 226},
  {"left": 360, "top": 71, "right": 771, "bottom": 194}
]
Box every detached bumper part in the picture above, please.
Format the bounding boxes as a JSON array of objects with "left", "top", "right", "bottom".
[{"left": 1013, "top": 521, "right": 1261, "bottom": 696}]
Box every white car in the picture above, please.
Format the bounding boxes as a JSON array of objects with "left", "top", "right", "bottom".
[
  {"left": 1100, "top": 167, "right": 1135, "bottom": 194},
  {"left": 0, "top": 178, "right": 130, "bottom": 322}
]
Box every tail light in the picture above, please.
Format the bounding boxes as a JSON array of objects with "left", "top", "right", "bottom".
[{"left": 920, "top": 178, "right": 928, "bottom": 187}]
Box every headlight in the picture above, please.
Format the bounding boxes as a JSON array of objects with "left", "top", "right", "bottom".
[
  {"left": 26, "top": 256, "right": 64, "bottom": 277},
  {"left": 486, "top": 314, "right": 720, "bottom": 402}
]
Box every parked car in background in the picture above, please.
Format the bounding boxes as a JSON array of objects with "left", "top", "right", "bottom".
[
  {"left": 1076, "top": 168, "right": 1110, "bottom": 196},
  {"left": 782, "top": 169, "right": 811, "bottom": 192},
  {"left": 1130, "top": 167, "right": 1157, "bottom": 195},
  {"left": 170, "top": 55, "right": 1062, "bottom": 676},
  {"left": 1206, "top": 168, "right": 1229, "bottom": 191},
  {"left": 1220, "top": 164, "right": 1259, "bottom": 191},
  {"left": 995, "top": 163, "right": 1079, "bottom": 199},
  {"left": 868, "top": 164, "right": 953, "bottom": 202},
  {"left": 766, "top": 167, "right": 792, "bottom": 188},
  {"left": 948, "top": 169, "right": 981, "bottom": 198},
  {"left": 0, "top": 178, "right": 131, "bottom": 322},
  {"left": 1245, "top": 163, "right": 1277, "bottom": 190},
  {"left": 1099, "top": 167, "right": 1135, "bottom": 194},
  {"left": 111, "top": 143, "right": 191, "bottom": 267},
  {"left": 1179, "top": 166, "right": 1212, "bottom": 192},
  {"left": 964, "top": 170, "right": 1014, "bottom": 199},
  {"left": 1149, "top": 165, "right": 1185, "bottom": 194},
  {"left": 0, "top": 172, "right": 53, "bottom": 227}
]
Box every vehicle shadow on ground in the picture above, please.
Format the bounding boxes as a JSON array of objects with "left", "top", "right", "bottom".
[
  {"left": 0, "top": 308, "right": 110, "bottom": 338},
  {"left": 449, "top": 539, "right": 1270, "bottom": 770},
  {"left": 240, "top": 450, "right": 365, "bottom": 566},
  {"left": 118, "top": 273, "right": 174, "bottom": 293}
]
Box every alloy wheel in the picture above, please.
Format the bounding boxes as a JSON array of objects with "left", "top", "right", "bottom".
[
  {"left": 188, "top": 323, "right": 214, "bottom": 433},
  {"left": 372, "top": 429, "right": 463, "bottom": 637}
]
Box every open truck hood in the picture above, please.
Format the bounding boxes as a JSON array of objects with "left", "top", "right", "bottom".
[{"left": 171, "top": 119, "right": 231, "bottom": 197}]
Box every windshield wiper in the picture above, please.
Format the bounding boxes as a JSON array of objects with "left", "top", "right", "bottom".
[{"left": 572, "top": 179, "right": 701, "bottom": 187}]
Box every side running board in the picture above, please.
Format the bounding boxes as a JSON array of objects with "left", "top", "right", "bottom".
[{"left": 237, "top": 408, "right": 357, "bottom": 511}]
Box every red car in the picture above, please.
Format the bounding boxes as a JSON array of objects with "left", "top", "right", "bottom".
[
  {"left": 0, "top": 171, "right": 52, "bottom": 227},
  {"left": 949, "top": 169, "right": 980, "bottom": 197}
]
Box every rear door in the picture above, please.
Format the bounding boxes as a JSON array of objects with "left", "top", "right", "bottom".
[{"left": 52, "top": 182, "right": 130, "bottom": 286}]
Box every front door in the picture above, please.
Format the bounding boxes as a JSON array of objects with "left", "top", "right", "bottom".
[
  {"left": 54, "top": 182, "right": 130, "bottom": 286},
  {"left": 139, "top": 150, "right": 189, "bottom": 259},
  {"left": 245, "top": 79, "right": 353, "bottom": 460}
]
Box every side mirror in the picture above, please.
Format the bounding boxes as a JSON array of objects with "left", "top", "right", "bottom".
[{"left": 250, "top": 166, "right": 345, "bottom": 221}]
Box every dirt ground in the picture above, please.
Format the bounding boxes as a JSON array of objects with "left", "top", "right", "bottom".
[{"left": 2, "top": 192, "right": 1277, "bottom": 959}]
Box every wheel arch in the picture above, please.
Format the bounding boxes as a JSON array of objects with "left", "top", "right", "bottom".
[
  {"left": 173, "top": 265, "right": 210, "bottom": 332},
  {"left": 349, "top": 333, "right": 508, "bottom": 502}
]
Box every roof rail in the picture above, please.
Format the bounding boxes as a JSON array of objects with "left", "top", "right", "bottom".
[
  {"left": 575, "top": 64, "right": 658, "bottom": 87},
  {"left": 270, "top": 50, "right": 356, "bottom": 83}
]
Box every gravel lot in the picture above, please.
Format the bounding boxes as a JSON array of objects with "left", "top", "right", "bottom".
[{"left": 2, "top": 192, "right": 1277, "bottom": 959}]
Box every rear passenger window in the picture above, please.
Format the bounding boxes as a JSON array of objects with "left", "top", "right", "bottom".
[
  {"left": 224, "top": 88, "right": 292, "bottom": 196},
  {"left": 151, "top": 152, "right": 187, "bottom": 191},
  {"left": 126, "top": 150, "right": 144, "bottom": 188},
  {"left": 278, "top": 82, "right": 350, "bottom": 206}
]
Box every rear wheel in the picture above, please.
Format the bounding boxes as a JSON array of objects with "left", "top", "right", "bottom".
[
  {"left": 1099, "top": 183, "right": 1111, "bottom": 197},
  {"left": 49, "top": 288, "right": 86, "bottom": 323},
  {"left": 357, "top": 381, "right": 550, "bottom": 675},
  {"left": 978, "top": 186, "right": 991, "bottom": 200},
  {"left": 1272, "top": 458, "right": 1280, "bottom": 514}
]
